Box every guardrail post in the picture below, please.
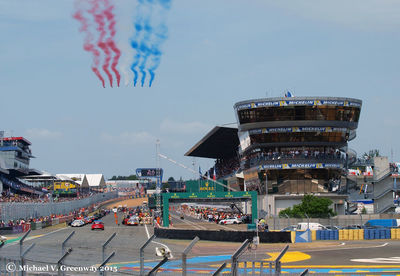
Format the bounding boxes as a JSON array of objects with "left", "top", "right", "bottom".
[
  {"left": 102, "top": 233, "right": 116, "bottom": 262},
  {"left": 299, "top": 269, "right": 308, "bottom": 276},
  {"left": 98, "top": 252, "right": 115, "bottom": 276},
  {"left": 140, "top": 234, "right": 156, "bottom": 276},
  {"left": 182, "top": 236, "right": 199, "bottom": 276},
  {"left": 58, "top": 248, "right": 72, "bottom": 276},
  {"left": 19, "top": 230, "right": 31, "bottom": 258},
  {"left": 212, "top": 263, "right": 226, "bottom": 276},
  {"left": 19, "top": 230, "right": 31, "bottom": 276},
  {"left": 231, "top": 239, "right": 251, "bottom": 276},
  {"left": 21, "top": 243, "right": 36, "bottom": 276},
  {"left": 61, "top": 231, "right": 75, "bottom": 256},
  {"left": 274, "top": 245, "right": 289, "bottom": 276},
  {"left": 147, "top": 257, "right": 168, "bottom": 276}
]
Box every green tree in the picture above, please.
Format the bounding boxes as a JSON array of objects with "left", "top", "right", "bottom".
[
  {"left": 361, "top": 207, "right": 367, "bottom": 214},
  {"left": 279, "top": 195, "right": 336, "bottom": 218},
  {"left": 168, "top": 177, "right": 175, "bottom": 182}
]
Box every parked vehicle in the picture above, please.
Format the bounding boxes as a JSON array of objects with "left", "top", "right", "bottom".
[
  {"left": 280, "top": 225, "right": 297, "bottom": 231},
  {"left": 297, "top": 222, "right": 327, "bottom": 231},
  {"left": 364, "top": 219, "right": 399, "bottom": 228},
  {"left": 325, "top": 225, "right": 341, "bottom": 230}
]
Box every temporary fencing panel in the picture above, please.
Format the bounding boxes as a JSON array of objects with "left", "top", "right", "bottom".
[{"left": 0, "top": 192, "right": 118, "bottom": 221}]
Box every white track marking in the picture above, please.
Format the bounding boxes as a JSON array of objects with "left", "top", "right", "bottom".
[
  {"left": 144, "top": 224, "right": 171, "bottom": 252},
  {"left": 351, "top": 257, "right": 400, "bottom": 263},
  {"left": 170, "top": 214, "right": 206, "bottom": 230},
  {"left": 215, "top": 223, "right": 239, "bottom": 231},
  {"left": 3, "top": 227, "right": 69, "bottom": 248},
  {"left": 302, "top": 242, "right": 388, "bottom": 253}
]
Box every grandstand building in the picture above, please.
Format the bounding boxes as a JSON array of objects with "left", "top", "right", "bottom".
[
  {"left": 0, "top": 135, "right": 43, "bottom": 196},
  {"left": 187, "top": 96, "right": 363, "bottom": 216}
]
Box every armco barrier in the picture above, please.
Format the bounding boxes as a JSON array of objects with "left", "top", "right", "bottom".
[
  {"left": 0, "top": 226, "right": 14, "bottom": 235},
  {"left": 154, "top": 228, "right": 291, "bottom": 243}
]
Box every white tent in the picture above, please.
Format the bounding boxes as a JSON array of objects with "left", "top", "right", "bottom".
[{"left": 85, "top": 174, "right": 106, "bottom": 189}]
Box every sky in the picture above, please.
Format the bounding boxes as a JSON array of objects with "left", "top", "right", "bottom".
[{"left": 0, "top": 0, "right": 399, "bottom": 181}]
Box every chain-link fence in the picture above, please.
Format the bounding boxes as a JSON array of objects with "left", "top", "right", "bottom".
[
  {"left": 268, "top": 213, "right": 400, "bottom": 230},
  {"left": 0, "top": 192, "right": 118, "bottom": 221}
]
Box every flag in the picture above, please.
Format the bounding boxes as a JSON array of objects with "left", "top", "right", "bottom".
[
  {"left": 213, "top": 167, "right": 216, "bottom": 181},
  {"left": 285, "top": 91, "right": 293, "bottom": 97}
]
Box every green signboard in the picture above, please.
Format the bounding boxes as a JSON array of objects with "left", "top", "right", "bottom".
[
  {"left": 185, "top": 179, "right": 227, "bottom": 193},
  {"left": 162, "top": 191, "right": 258, "bottom": 227}
]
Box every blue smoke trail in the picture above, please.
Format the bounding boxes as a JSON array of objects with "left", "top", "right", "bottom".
[
  {"left": 138, "top": 21, "right": 152, "bottom": 87},
  {"left": 130, "top": 0, "right": 146, "bottom": 87},
  {"left": 129, "top": 0, "right": 171, "bottom": 87}
]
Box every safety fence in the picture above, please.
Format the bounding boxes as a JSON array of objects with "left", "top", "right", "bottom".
[
  {"left": 268, "top": 214, "right": 400, "bottom": 231},
  {"left": 0, "top": 192, "right": 118, "bottom": 222},
  {"left": 0, "top": 229, "right": 298, "bottom": 276}
]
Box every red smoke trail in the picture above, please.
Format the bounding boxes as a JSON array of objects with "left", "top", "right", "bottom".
[
  {"left": 90, "top": 0, "right": 114, "bottom": 87},
  {"left": 104, "top": 0, "right": 121, "bottom": 87},
  {"left": 73, "top": 4, "right": 106, "bottom": 88}
]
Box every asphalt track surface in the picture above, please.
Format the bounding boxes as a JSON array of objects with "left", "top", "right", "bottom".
[{"left": 2, "top": 207, "right": 400, "bottom": 275}]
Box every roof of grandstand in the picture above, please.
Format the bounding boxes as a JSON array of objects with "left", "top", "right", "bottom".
[
  {"left": 1, "top": 136, "right": 32, "bottom": 145},
  {"left": 185, "top": 126, "right": 239, "bottom": 159}
]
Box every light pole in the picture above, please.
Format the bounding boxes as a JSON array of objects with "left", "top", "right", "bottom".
[{"left": 265, "top": 170, "right": 269, "bottom": 217}]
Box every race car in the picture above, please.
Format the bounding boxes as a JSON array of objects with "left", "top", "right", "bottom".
[
  {"left": 219, "top": 218, "right": 242, "bottom": 225},
  {"left": 71, "top": 219, "right": 85, "bottom": 227},
  {"left": 126, "top": 216, "right": 140, "bottom": 226},
  {"left": 0, "top": 235, "right": 7, "bottom": 247},
  {"left": 91, "top": 220, "right": 105, "bottom": 230}
]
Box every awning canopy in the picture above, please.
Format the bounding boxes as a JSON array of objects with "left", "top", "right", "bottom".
[{"left": 185, "top": 126, "right": 239, "bottom": 159}]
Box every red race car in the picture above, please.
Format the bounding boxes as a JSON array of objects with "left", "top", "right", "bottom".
[{"left": 91, "top": 220, "right": 104, "bottom": 230}]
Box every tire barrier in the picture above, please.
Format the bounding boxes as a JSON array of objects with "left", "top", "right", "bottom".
[
  {"left": 313, "top": 228, "right": 396, "bottom": 241},
  {"left": 316, "top": 230, "right": 339, "bottom": 240},
  {"left": 154, "top": 228, "right": 291, "bottom": 243}
]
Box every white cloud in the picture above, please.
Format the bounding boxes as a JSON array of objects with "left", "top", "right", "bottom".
[
  {"left": 160, "top": 119, "right": 211, "bottom": 135},
  {"left": 270, "top": 0, "right": 400, "bottom": 31},
  {"left": 100, "top": 131, "right": 157, "bottom": 145},
  {"left": 25, "top": 128, "right": 62, "bottom": 140}
]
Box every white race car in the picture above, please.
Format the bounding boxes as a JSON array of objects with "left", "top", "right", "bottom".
[
  {"left": 71, "top": 219, "right": 85, "bottom": 227},
  {"left": 219, "top": 218, "right": 242, "bottom": 225},
  {"left": 0, "top": 235, "right": 7, "bottom": 247}
]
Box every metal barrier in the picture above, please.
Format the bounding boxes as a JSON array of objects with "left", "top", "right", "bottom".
[{"left": 0, "top": 192, "right": 118, "bottom": 221}]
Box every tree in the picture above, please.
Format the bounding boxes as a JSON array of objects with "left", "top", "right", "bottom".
[
  {"left": 168, "top": 177, "right": 175, "bottom": 182},
  {"left": 279, "top": 195, "right": 336, "bottom": 218}
]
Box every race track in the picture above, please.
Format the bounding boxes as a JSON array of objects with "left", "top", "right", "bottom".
[{"left": 2, "top": 201, "right": 400, "bottom": 275}]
